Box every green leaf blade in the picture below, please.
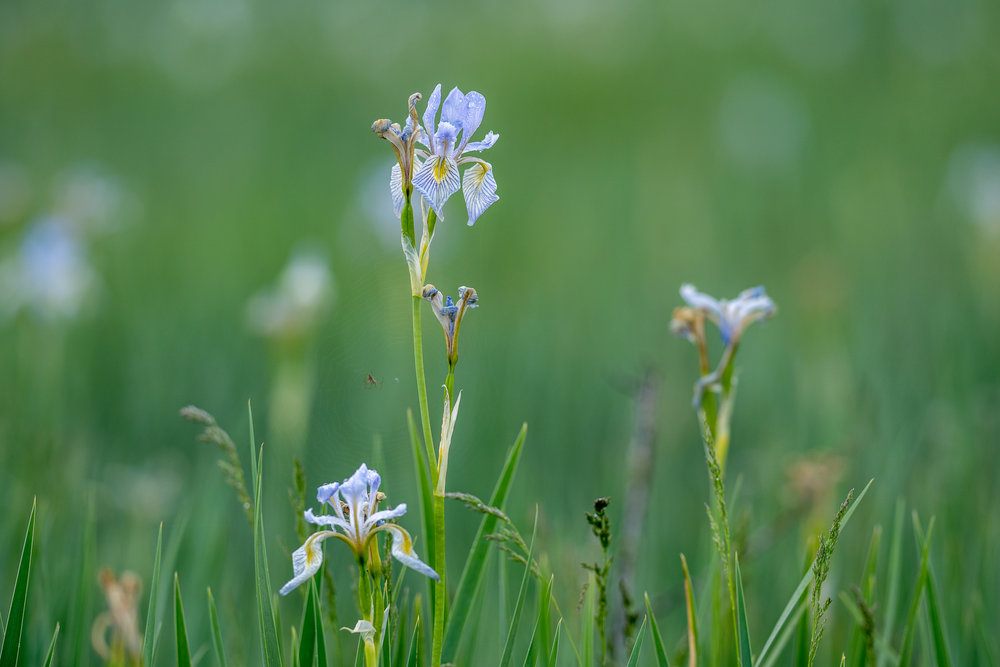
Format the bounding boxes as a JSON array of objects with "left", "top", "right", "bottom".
[
  {"left": 644, "top": 593, "right": 671, "bottom": 667},
  {"left": 174, "top": 574, "right": 193, "bottom": 667},
  {"left": 42, "top": 623, "right": 60, "bottom": 667},
  {"left": 625, "top": 617, "right": 647, "bottom": 667},
  {"left": 442, "top": 423, "right": 527, "bottom": 662},
  {"left": 0, "top": 498, "right": 36, "bottom": 667},
  {"left": 207, "top": 587, "right": 228, "bottom": 667},
  {"left": 735, "top": 554, "right": 753, "bottom": 667},
  {"left": 499, "top": 505, "right": 539, "bottom": 667}
]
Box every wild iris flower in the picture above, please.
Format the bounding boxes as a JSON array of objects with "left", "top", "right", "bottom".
[
  {"left": 422, "top": 284, "right": 478, "bottom": 367},
  {"left": 279, "top": 463, "right": 438, "bottom": 595},
  {"left": 410, "top": 84, "right": 500, "bottom": 226},
  {"left": 679, "top": 284, "right": 776, "bottom": 347}
]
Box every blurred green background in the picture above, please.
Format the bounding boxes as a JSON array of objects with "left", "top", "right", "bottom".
[{"left": 2, "top": 0, "right": 999, "bottom": 663}]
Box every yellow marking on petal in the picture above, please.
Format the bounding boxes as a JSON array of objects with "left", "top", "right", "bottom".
[
  {"left": 468, "top": 163, "right": 488, "bottom": 188},
  {"left": 433, "top": 157, "right": 450, "bottom": 183}
]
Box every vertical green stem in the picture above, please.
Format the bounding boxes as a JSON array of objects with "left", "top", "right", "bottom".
[
  {"left": 444, "top": 365, "right": 456, "bottom": 408},
  {"left": 412, "top": 296, "right": 436, "bottom": 468},
  {"left": 432, "top": 493, "right": 447, "bottom": 667}
]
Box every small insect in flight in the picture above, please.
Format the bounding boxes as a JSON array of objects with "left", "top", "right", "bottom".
[{"left": 364, "top": 372, "right": 383, "bottom": 389}]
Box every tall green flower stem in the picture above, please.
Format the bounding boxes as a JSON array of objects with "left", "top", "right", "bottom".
[
  {"left": 411, "top": 295, "right": 436, "bottom": 467},
  {"left": 431, "top": 491, "right": 447, "bottom": 666},
  {"left": 400, "top": 195, "right": 448, "bottom": 667}
]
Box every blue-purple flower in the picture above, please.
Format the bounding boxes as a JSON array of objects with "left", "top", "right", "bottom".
[
  {"left": 679, "top": 284, "right": 776, "bottom": 347},
  {"left": 409, "top": 84, "right": 500, "bottom": 226},
  {"left": 280, "top": 463, "right": 438, "bottom": 596}
]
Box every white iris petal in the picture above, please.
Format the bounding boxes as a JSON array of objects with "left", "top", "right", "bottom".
[
  {"left": 412, "top": 156, "right": 461, "bottom": 216},
  {"left": 390, "top": 163, "right": 405, "bottom": 217},
  {"left": 462, "top": 162, "right": 499, "bottom": 226}
]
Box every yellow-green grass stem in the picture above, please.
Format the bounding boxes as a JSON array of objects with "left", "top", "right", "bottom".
[{"left": 431, "top": 492, "right": 447, "bottom": 667}]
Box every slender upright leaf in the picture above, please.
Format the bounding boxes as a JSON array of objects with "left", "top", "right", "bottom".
[
  {"left": 625, "top": 617, "right": 647, "bottom": 667},
  {"left": 537, "top": 576, "right": 554, "bottom": 667},
  {"left": 207, "top": 587, "right": 228, "bottom": 667},
  {"left": 312, "top": 581, "right": 327, "bottom": 667},
  {"left": 500, "top": 506, "right": 539, "bottom": 667},
  {"left": 249, "top": 402, "right": 284, "bottom": 667},
  {"left": 898, "top": 517, "right": 934, "bottom": 667},
  {"left": 644, "top": 593, "right": 671, "bottom": 667},
  {"left": 144, "top": 523, "right": 165, "bottom": 666},
  {"left": 735, "top": 554, "right": 753, "bottom": 667},
  {"left": 0, "top": 498, "right": 36, "bottom": 667},
  {"left": 174, "top": 574, "right": 192, "bottom": 667},
  {"left": 42, "top": 623, "right": 60, "bottom": 667},
  {"left": 442, "top": 423, "right": 527, "bottom": 662},
  {"left": 298, "top": 581, "right": 318, "bottom": 667},
  {"left": 878, "top": 501, "right": 905, "bottom": 667},
  {"left": 681, "top": 554, "right": 699, "bottom": 667},
  {"left": 912, "top": 516, "right": 951, "bottom": 667},
  {"left": 407, "top": 409, "right": 436, "bottom": 614},
  {"left": 71, "top": 490, "right": 96, "bottom": 667},
  {"left": 549, "top": 620, "right": 562, "bottom": 667},
  {"left": 406, "top": 613, "right": 423, "bottom": 667},
  {"left": 521, "top": 617, "right": 540, "bottom": 667},
  {"left": 758, "top": 602, "right": 805, "bottom": 667}
]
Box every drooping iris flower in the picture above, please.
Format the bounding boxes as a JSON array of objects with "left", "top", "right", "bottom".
[
  {"left": 279, "top": 464, "right": 438, "bottom": 596},
  {"left": 679, "top": 284, "right": 776, "bottom": 347}
]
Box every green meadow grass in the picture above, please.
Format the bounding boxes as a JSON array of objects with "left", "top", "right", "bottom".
[{"left": 2, "top": 0, "right": 999, "bottom": 664}]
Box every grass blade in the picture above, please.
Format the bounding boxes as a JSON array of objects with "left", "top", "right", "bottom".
[
  {"left": 549, "top": 620, "right": 562, "bottom": 667},
  {"left": 500, "top": 505, "right": 539, "bottom": 667},
  {"left": 249, "top": 402, "right": 284, "bottom": 667},
  {"left": 298, "top": 580, "right": 318, "bottom": 667},
  {"left": 538, "top": 575, "right": 554, "bottom": 667},
  {"left": 312, "top": 580, "right": 327, "bottom": 667},
  {"left": 681, "top": 554, "right": 698, "bottom": 667},
  {"left": 521, "top": 616, "right": 540, "bottom": 667},
  {"left": 758, "top": 602, "right": 805, "bottom": 667},
  {"left": 42, "top": 623, "right": 60, "bottom": 667},
  {"left": 144, "top": 523, "right": 165, "bottom": 666},
  {"left": 407, "top": 409, "right": 436, "bottom": 614},
  {"left": 877, "top": 501, "right": 905, "bottom": 667},
  {"left": 0, "top": 498, "right": 36, "bottom": 667},
  {"left": 442, "top": 423, "right": 527, "bottom": 662},
  {"left": 898, "top": 516, "right": 934, "bottom": 667},
  {"left": 625, "top": 617, "right": 647, "bottom": 667},
  {"left": 174, "top": 574, "right": 192, "bottom": 667},
  {"left": 911, "top": 515, "right": 951, "bottom": 667},
  {"left": 207, "top": 587, "right": 228, "bottom": 667},
  {"left": 406, "top": 611, "right": 423, "bottom": 667},
  {"left": 735, "top": 554, "right": 753, "bottom": 667},
  {"left": 70, "top": 490, "right": 96, "bottom": 667},
  {"left": 644, "top": 593, "right": 671, "bottom": 667},
  {"left": 756, "top": 479, "right": 872, "bottom": 666}
]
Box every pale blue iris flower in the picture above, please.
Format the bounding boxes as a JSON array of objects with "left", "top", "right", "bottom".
[
  {"left": 280, "top": 463, "right": 438, "bottom": 596},
  {"left": 679, "top": 284, "right": 776, "bottom": 408},
  {"left": 680, "top": 284, "right": 776, "bottom": 347},
  {"left": 408, "top": 84, "right": 500, "bottom": 226}
]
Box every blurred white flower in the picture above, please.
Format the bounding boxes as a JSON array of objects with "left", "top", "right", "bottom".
[
  {"left": 52, "top": 163, "right": 138, "bottom": 234},
  {"left": 947, "top": 142, "right": 1000, "bottom": 235},
  {"left": 246, "top": 248, "right": 334, "bottom": 341},
  {"left": 0, "top": 217, "right": 99, "bottom": 323}
]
